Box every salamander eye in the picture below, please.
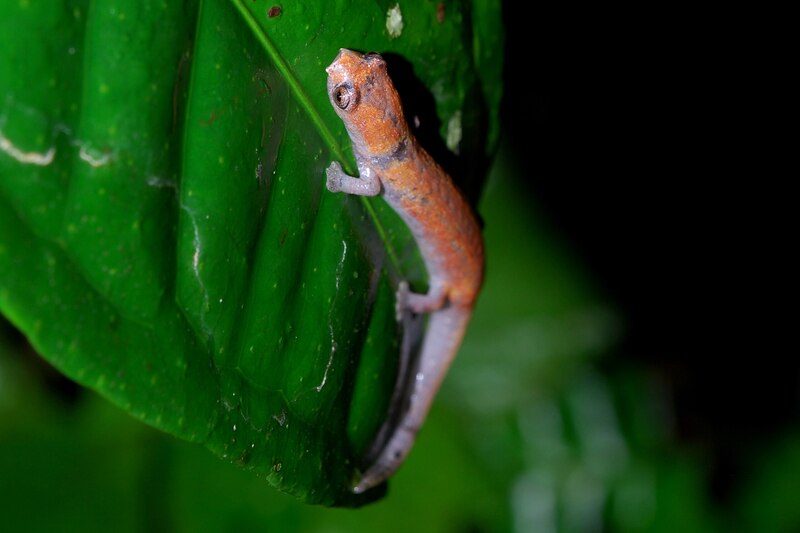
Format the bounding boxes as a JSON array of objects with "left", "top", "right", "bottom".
[{"left": 333, "top": 83, "right": 357, "bottom": 111}]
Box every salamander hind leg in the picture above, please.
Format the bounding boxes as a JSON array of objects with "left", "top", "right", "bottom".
[{"left": 395, "top": 281, "right": 446, "bottom": 321}]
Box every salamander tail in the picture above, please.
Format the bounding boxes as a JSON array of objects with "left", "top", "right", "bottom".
[{"left": 353, "top": 304, "right": 472, "bottom": 493}]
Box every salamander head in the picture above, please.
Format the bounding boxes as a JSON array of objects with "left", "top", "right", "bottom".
[{"left": 326, "top": 49, "right": 408, "bottom": 157}]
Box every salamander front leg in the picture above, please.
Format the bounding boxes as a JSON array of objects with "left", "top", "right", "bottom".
[
  {"left": 326, "top": 161, "right": 381, "bottom": 196},
  {"left": 395, "top": 281, "right": 446, "bottom": 321}
]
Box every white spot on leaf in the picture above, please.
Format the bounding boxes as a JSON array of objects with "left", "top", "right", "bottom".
[
  {"left": 0, "top": 129, "right": 55, "bottom": 166},
  {"left": 446, "top": 111, "right": 462, "bottom": 153},
  {"left": 386, "top": 4, "right": 404, "bottom": 38},
  {"left": 78, "top": 144, "right": 112, "bottom": 167}
]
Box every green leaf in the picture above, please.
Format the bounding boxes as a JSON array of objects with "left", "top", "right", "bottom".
[{"left": 0, "top": 0, "right": 502, "bottom": 505}]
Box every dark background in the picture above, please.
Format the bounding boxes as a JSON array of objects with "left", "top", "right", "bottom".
[{"left": 501, "top": 4, "right": 793, "bottom": 506}]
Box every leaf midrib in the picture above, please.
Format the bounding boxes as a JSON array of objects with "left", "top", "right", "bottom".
[{"left": 229, "top": 0, "right": 401, "bottom": 271}]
